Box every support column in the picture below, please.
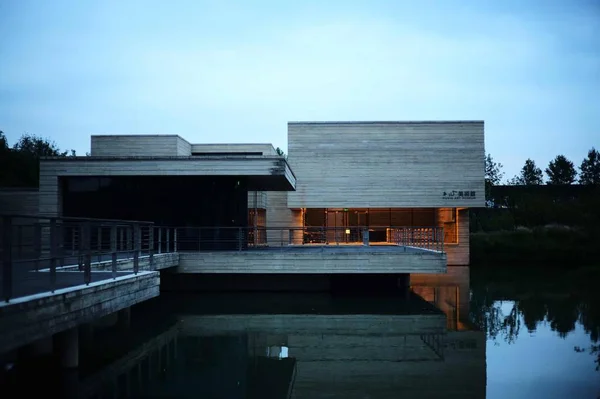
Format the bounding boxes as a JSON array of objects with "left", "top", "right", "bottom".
[
  {"left": 55, "top": 327, "right": 79, "bottom": 368},
  {"left": 398, "top": 274, "right": 411, "bottom": 300}
]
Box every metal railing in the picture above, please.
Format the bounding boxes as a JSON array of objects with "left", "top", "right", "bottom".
[
  {"left": 153, "top": 225, "right": 444, "bottom": 252},
  {"left": 387, "top": 227, "right": 444, "bottom": 252},
  {"left": 0, "top": 214, "right": 164, "bottom": 302}
]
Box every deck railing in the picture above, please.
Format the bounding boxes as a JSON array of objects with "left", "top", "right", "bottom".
[
  {"left": 0, "top": 214, "right": 171, "bottom": 302},
  {"left": 387, "top": 227, "right": 445, "bottom": 253},
  {"left": 154, "top": 226, "right": 444, "bottom": 252}
]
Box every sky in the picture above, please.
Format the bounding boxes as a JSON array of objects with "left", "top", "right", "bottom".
[{"left": 1, "top": 0, "right": 598, "bottom": 180}]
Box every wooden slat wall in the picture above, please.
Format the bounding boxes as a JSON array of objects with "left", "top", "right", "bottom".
[
  {"left": 191, "top": 143, "right": 277, "bottom": 155},
  {"left": 91, "top": 135, "right": 191, "bottom": 156},
  {"left": 0, "top": 189, "right": 39, "bottom": 214},
  {"left": 248, "top": 191, "right": 267, "bottom": 209},
  {"left": 437, "top": 209, "right": 470, "bottom": 265},
  {"left": 39, "top": 173, "right": 61, "bottom": 216},
  {"left": 266, "top": 192, "right": 302, "bottom": 246},
  {"left": 176, "top": 136, "right": 192, "bottom": 155},
  {"left": 287, "top": 121, "right": 485, "bottom": 208}
]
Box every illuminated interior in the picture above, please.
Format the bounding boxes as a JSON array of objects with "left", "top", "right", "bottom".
[{"left": 301, "top": 208, "right": 458, "bottom": 244}]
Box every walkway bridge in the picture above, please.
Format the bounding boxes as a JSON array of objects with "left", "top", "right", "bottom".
[{"left": 0, "top": 214, "right": 445, "bottom": 362}]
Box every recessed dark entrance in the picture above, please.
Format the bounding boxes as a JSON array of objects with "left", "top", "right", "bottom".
[{"left": 62, "top": 176, "right": 249, "bottom": 250}]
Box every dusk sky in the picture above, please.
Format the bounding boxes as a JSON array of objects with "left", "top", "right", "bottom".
[{"left": 1, "top": 0, "right": 598, "bottom": 180}]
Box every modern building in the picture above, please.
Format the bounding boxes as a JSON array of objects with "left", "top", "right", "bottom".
[{"left": 31, "top": 120, "right": 484, "bottom": 275}]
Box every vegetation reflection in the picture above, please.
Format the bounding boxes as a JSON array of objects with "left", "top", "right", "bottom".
[{"left": 470, "top": 267, "right": 600, "bottom": 370}]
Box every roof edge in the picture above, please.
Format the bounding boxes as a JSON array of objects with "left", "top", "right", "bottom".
[{"left": 288, "top": 120, "right": 484, "bottom": 125}]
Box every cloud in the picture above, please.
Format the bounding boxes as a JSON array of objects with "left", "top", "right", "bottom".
[{"left": 0, "top": 1, "right": 598, "bottom": 171}]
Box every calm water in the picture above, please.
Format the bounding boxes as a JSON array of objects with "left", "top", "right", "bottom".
[{"left": 2, "top": 266, "right": 599, "bottom": 398}]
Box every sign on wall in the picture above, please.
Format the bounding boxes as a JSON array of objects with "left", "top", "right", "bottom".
[{"left": 443, "top": 190, "right": 476, "bottom": 200}]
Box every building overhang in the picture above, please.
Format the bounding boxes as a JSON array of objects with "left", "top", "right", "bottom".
[{"left": 40, "top": 156, "right": 296, "bottom": 191}]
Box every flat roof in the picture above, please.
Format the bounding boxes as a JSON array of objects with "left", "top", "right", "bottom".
[
  {"left": 40, "top": 156, "right": 296, "bottom": 191},
  {"left": 288, "top": 120, "right": 484, "bottom": 125}
]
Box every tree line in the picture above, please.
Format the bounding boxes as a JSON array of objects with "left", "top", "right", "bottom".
[
  {"left": 0, "top": 131, "right": 75, "bottom": 187},
  {"left": 485, "top": 147, "right": 600, "bottom": 187}
]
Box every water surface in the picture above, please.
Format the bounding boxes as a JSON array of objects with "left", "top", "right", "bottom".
[{"left": 2, "top": 266, "right": 599, "bottom": 398}]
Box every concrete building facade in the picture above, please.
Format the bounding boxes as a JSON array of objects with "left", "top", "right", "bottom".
[{"left": 31, "top": 120, "right": 484, "bottom": 271}]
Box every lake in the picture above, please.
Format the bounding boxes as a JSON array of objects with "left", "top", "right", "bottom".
[{"left": 1, "top": 266, "right": 599, "bottom": 398}]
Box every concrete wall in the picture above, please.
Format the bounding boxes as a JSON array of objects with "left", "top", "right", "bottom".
[
  {"left": 0, "top": 271, "right": 159, "bottom": 354},
  {"left": 287, "top": 121, "right": 485, "bottom": 208},
  {"left": 444, "top": 209, "right": 469, "bottom": 265},
  {"left": 91, "top": 136, "right": 280, "bottom": 157},
  {"left": 435, "top": 208, "right": 470, "bottom": 265},
  {"left": 177, "top": 249, "right": 446, "bottom": 274},
  {"left": 91, "top": 135, "right": 192, "bottom": 156},
  {"left": 191, "top": 143, "right": 277, "bottom": 155},
  {"left": 0, "top": 188, "right": 38, "bottom": 215},
  {"left": 54, "top": 252, "right": 180, "bottom": 272},
  {"left": 266, "top": 192, "right": 302, "bottom": 245},
  {"left": 248, "top": 191, "right": 267, "bottom": 209}
]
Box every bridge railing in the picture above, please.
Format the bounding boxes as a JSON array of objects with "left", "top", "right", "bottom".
[
  {"left": 0, "top": 214, "right": 158, "bottom": 302},
  {"left": 154, "top": 225, "right": 444, "bottom": 253},
  {"left": 386, "top": 227, "right": 445, "bottom": 253}
]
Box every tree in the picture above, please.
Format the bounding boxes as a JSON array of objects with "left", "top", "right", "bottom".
[
  {"left": 0, "top": 132, "right": 72, "bottom": 187},
  {"left": 485, "top": 153, "right": 504, "bottom": 186},
  {"left": 0, "top": 130, "right": 7, "bottom": 151},
  {"left": 579, "top": 147, "right": 600, "bottom": 185},
  {"left": 12, "top": 133, "right": 68, "bottom": 157},
  {"left": 545, "top": 155, "right": 577, "bottom": 185},
  {"left": 485, "top": 154, "right": 504, "bottom": 202},
  {"left": 509, "top": 159, "right": 544, "bottom": 185}
]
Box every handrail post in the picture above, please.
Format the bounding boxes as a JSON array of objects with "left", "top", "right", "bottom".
[
  {"left": 16, "top": 225, "right": 22, "bottom": 259},
  {"left": 363, "top": 228, "right": 369, "bottom": 246},
  {"left": 2, "top": 216, "right": 13, "bottom": 302},
  {"left": 49, "top": 218, "right": 58, "bottom": 292},
  {"left": 83, "top": 221, "right": 92, "bottom": 285},
  {"left": 288, "top": 229, "right": 293, "bottom": 246},
  {"left": 34, "top": 223, "right": 41, "bottom": 272},
  {"left": 127, "top": 227, "right": 132, "bottom": 251},
  {"left": 97, "top": 226, "right": 102, "bottom": 264},
  {"left": 133, "top": 223, "right": 140, "bottom": 274},
  {"left": 110, "top": 224, "right": 117, "bottom": 279},
  {"left": 158, "top": 228, "right": 162, "bottom": 254},
  {"left": 119, "top": 228, "right": 124, "bottom": 252},
  {"left": 57, "top": 221, "right": 65, "bottom": 267},
  {"left": 238, "top": 227, "right": 243, "bottom": 251},
  {"left": 71, "top": 225, "right": 76, "bottom": 256},
  {"left": 148, "top": 224, "right": 154, "bottom": 269},
  {"left": 166, "top": 229, "right": 170, "bottom": 253},
  {"left": 174, "top": 228, "right": 177, "bottom": 252}
]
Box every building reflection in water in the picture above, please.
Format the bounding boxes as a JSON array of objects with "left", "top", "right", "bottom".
[{"left": 75, "top": 268, "right": 485, "bottom": 398}]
